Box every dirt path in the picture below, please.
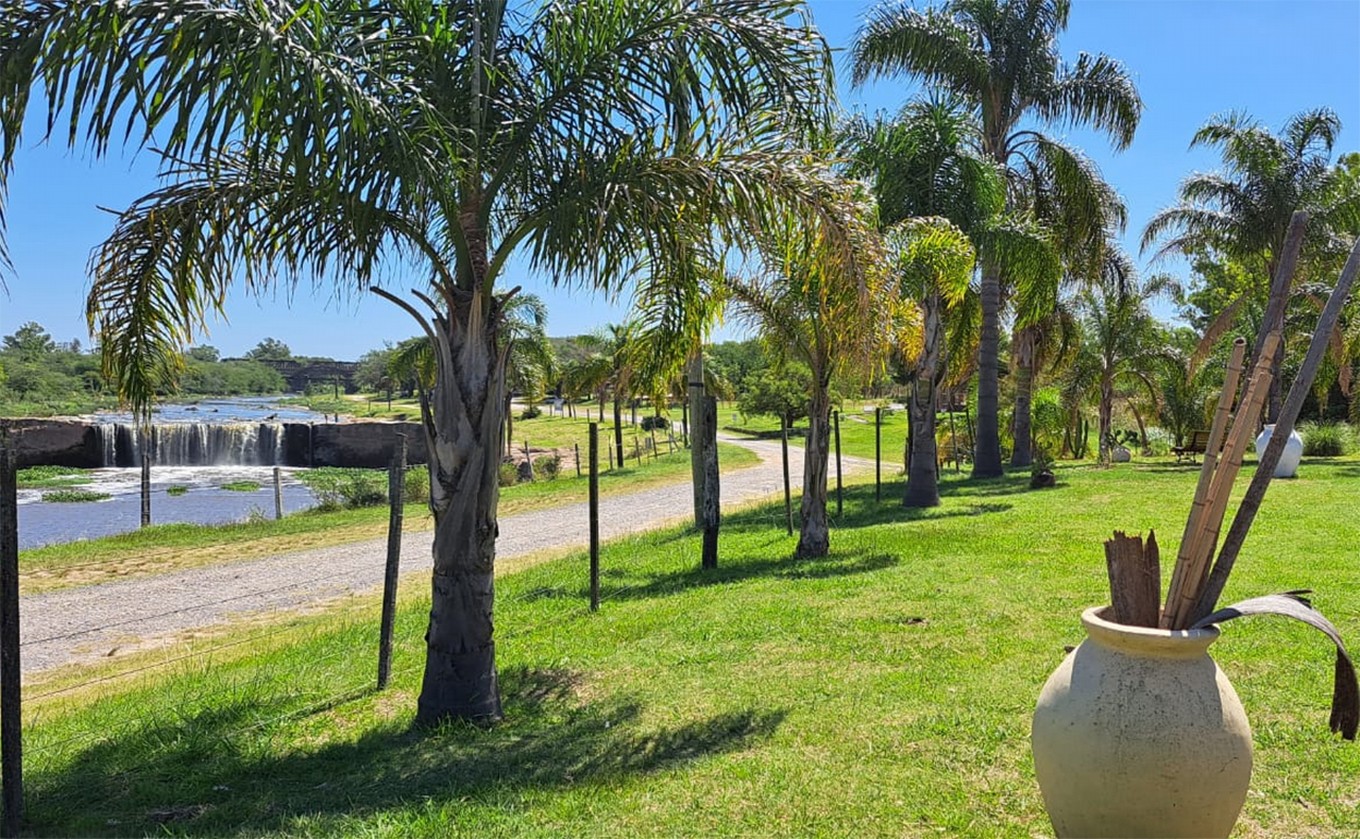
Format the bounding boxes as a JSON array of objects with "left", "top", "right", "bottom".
[{"left": 21, "top": 435, "right": 873, "bottom": 676}]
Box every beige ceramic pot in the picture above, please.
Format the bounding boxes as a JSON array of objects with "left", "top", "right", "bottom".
[{"left": 1031, "top": 606, "right": 1252, "bottom": 838}]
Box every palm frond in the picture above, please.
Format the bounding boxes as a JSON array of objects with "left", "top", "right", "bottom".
[
  {"left": 1036, "top": 51, "right": 1142, "bottom": 149},
  {"left": 851, "top": 4, "right": 988, "bottom": 93}
]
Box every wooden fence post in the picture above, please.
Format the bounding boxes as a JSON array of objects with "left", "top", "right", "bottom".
[
  {"left": 377, "top": 435, "right": 407, "bottom": 690},
  {"left": 0, "top": 438, "right": 22, "bottom": 836},
  {"left": 834, "top": 410, "right": 843, "bottom": 517},
  {"left": 574, "top": 443, "right": 582, "bottom": 478},
  {"left": 780, "top": 414, "right": 793, "bottom": 536},
  {"left": 139, "top": 426, "right": 152, "bottom": 528},
  {"left": 273, "top": 466, "right": 284, "bottom": 520},
  {"left": 633, "top": 437, "right": 641, "bottom": 466},
  {"left": 701, "top": 397, "right": 720, "bottom": 569},
  {"left": 589, "top": 424, "right": 600, "bottom": 611},
  {"left": 875, "top": 407, "right": 882, "bottom": 502}
]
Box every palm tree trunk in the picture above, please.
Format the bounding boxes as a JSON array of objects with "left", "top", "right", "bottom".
[
  {"left": 416, "top": 290, "right": 506, "bottom": 725},
  {"left": 1098, "top": 379, "right": 1114, "bottom": 464},
  {"left": 905, "top": 292, "right": 943, "bottom": 508},
  {"left": 797, "top": 384, "right": 832, "bottom": 558},
  {"left": 1010, "top": 325, "right": 1036, "bottom": 468},
  {"left": 505, "top": 392, "right": 514, "bottom": 459},
  {"left": 973, "top": 262, "right": 1004, "bottom": 477}
]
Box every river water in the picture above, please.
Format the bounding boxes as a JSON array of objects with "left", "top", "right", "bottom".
[{"left": 19, "top": 397, "right": 333, "bottom": 550}]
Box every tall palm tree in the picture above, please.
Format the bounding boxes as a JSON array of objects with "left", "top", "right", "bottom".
[
  {"left": 853, "top": 0, "right": 1141, "bottom": 476},
  {"left": 0, "top": 0, "right": 836, "bottom": 724},
  {"left": 1073, "top": 249, "right": 1177, "bottom": 462},
  {"left": 729, "top": 187, "right": 895, "bottom": 557},
  {"left": 1142, "top": 108, "right": 1360, "bottom": 420},
  {"left": 843, "top": 98, "right": 998, "bottom": 506}
]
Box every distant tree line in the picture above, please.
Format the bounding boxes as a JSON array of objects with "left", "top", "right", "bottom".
[{"left": 0, "top": 323, "right": 290, "bottom": 415}]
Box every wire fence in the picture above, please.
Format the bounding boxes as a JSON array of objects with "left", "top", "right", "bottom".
[
  {"left": 19, "top": 565, "right": 658, "bottom": 822},
  {"left": 9, "top": 429, "right": 691, "bottom": 831}
]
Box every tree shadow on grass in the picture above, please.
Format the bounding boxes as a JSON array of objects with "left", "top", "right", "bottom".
[
  {"left": 27, "top": 667, "right": 786, "bottom": 837},
  {"left": 596, "top": 547, "right": 902, "bottom": 602}
]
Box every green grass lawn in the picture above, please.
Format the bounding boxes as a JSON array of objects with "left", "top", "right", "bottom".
[
  {"left": 18, "top": 443, "right": 757, "bottom": 595},
  {"left": 20, "top": 456, "right": 1360, "bottom": 836},
  {"left": 727, "top": 404, "right": 953, "bottom": 467}
]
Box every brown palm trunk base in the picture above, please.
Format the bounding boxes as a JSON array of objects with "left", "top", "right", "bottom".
[{"left": 797, "top": 390, "right": 832, "bottom": 558}]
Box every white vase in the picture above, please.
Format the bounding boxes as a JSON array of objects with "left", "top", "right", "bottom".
[
  {"left": 1032, "top": 607, "right": 1252, "bottom": 838},
  {"left": 1255, "top": 423, "right": 1304, "bottom": 478}
]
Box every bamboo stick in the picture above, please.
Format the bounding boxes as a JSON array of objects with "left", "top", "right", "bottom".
[
  {"left": 1165, "top": 335, "right": 1278, "bottom": 629},
  {"left": 1195, "top": 236, "right": 1360, "bottom": 621},
  {"left": 1161, "top": 338, "right": 1247, "bottom": 628},
  {"left": 1240, "top": 211, "right": 1308, "bottom": 405}
]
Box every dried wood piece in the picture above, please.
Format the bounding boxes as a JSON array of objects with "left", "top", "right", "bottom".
[
  {"left": 1162, "top": 338, "right": 1247, "bottom": 628},
  {"left": 1105, "top": 530, "right": 1161, "bottom": 628}
]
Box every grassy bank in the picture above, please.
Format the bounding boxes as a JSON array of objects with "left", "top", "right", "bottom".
[
  {"left": 20, "top": 455, "right": 1360, "bottom": 836},
  {"left": 19, "top": 443, "right": 758, "bottom": 594}
]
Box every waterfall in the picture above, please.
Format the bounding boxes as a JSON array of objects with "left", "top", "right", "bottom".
[{"left": 94, "top": 423, "right": 287, "bottom": 466}]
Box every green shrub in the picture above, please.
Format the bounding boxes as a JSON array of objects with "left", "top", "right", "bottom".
[
  {"left": 221, "top": 481, "right": 261, "bottom": 492},
  {"left": 1301, "top": 422, "right": 1351, "bottom": 457},
  {"left": 520, "top": 405, "right": 542, "bottom": 420},
  {"left": 641, "top": 415, "right": 670, "bottom": 431},
  {"left": 298, "top": 468, "right": 387, "bottom": 510},
  {"left": 165, "top": 485, "right": 189, "bottom": 496},
  {"left": 533, "top": 454, "right": 562, "bottom": 480},
  {"left": 42, "top": 489, "right": 109, "bottom": 503},
  {"left": 499, "top": 461, "right": 519, "bottom": 488},
  {"left": 403, "top": 465, "right": 430, "bottom": 505}
]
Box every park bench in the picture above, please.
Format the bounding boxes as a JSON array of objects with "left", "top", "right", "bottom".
[{"left": 1172, "top": 429, "right": 1212, "bottom": 464}]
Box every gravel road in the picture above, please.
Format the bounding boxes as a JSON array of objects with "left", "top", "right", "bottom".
[{"left": 22, "top": 434, "right": 873, "bottom": 676}]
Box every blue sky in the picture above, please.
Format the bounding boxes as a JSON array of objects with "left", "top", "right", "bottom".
[{"left": 2, "top": 0, "right": 1358, "bottom": 359}]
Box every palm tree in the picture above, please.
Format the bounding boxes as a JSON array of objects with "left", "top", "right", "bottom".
[
  {"left": 501, "top": 296, "right": 554, "bottom": 458},
  {"left": 729, "top": 187, "right": 898, "bottom": 557},
  {"left": 886, "top": 219, "right": 977, "bottom": 506},
  {"left": 843, "top": 99, "right": 996, "bottom": 506},
  {"left": 1073, "top": 249, "right": 1177, "bottom": 462},
  {"left": 587, "top": 323, "right": 642, "bottom": 469},
  {"left": 1, "top": 0, "right": 836, "bottom": 724},
  {"left": 853, "top": 0, "right": 1142, "bottom": 476},
  {"left": 1142, "top": 108, "right": 1360, "bottom": 420}
]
